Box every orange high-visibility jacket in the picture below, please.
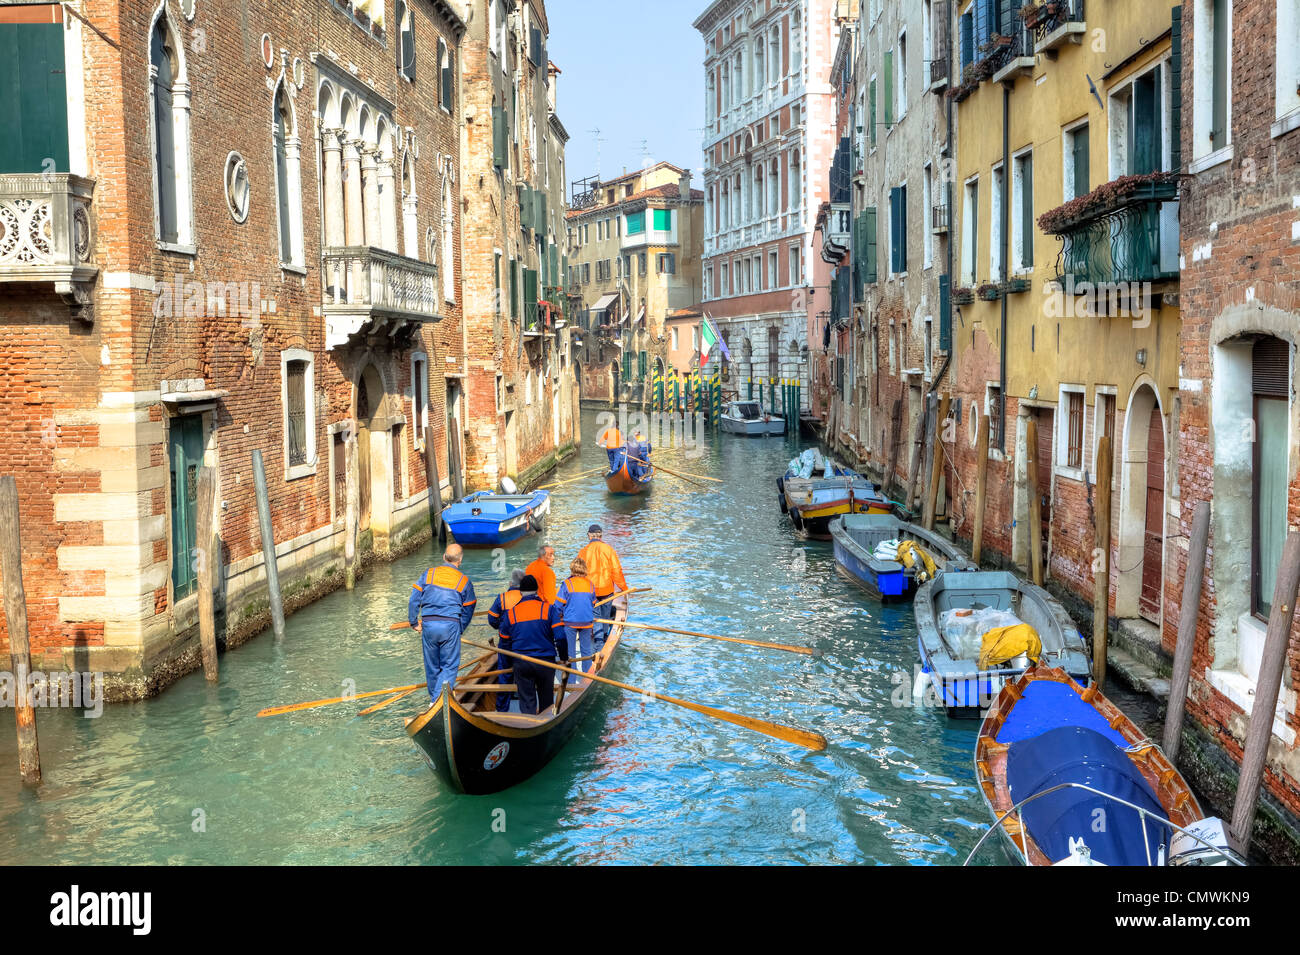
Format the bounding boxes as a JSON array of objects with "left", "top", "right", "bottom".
[
  {"left": 577, "top": 540, "right": 628, "bottom": 596},
  {"left": 524, "top": 558, "right": 558, "bottom": 603},
  {"left": 598, "top": 426, "right": 623, "bottom": 449}
]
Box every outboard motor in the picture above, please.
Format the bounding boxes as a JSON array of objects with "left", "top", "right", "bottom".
[{"left": 1167, "top": 817, "right": 1246, "bottom": 866}]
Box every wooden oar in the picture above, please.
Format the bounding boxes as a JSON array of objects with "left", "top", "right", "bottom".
[
  {"left": 463, "top": 639, "right": 827, "bottom": 751},
  {"left": 594, "top": 586, "right": 650, "bottom": 608},
  {"left": 626, "top": 455, "right": 712, "bottom": 491},
  {"left": 535, "top": 466, "right": 605, "bottom": 490},
  {"left": 595, "top": 618, "right": 820, "bottom": 657},
  {"left": 263, "top": 651, "right": 493, "bottom": 718}
]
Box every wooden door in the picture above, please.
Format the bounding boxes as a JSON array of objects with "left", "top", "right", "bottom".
[
  {"left": 1035, "top": 408, "right": 1054, "bottom": 553},
  {"left": 1140, "top": 405, "right": 1165, "bottom": 621}
]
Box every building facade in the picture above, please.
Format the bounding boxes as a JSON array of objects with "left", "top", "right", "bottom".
[
  {"left": 694, "top": 0, "right": 841, "bottom": 416},
  {"left": 459, "top": 0, "right": 578, "bottom": 491},
  {"left": 1168, "top": 0, "right": 1300, "bottom": 860},
  {"left": 0, "top": 0, "right": 466, "bottom": 694},
  {"left": 564, "top": 162, "right": 704, "bottom": 406}
]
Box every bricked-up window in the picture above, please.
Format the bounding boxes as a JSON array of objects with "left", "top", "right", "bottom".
[
  {"left": 150, "top": 13, "right": 193, "bottom": 248},
  {"left": 286, "top": 361, "right": 308, "bottom": 466},
  {"left": 1066, "top": 391, "right": 1084, "bottom": 469},
  {"left": 396, "top": 1, "right": 415, "bottom": 82}
]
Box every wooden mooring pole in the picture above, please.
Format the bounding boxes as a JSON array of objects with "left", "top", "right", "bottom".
[
  {"left": 344, "top": 434, "right": 358, "bottom": 589},
  {"left": 924, "top": 393, "right": 950, "bottom": 530},
  {"left": 1025, "top": 416, "right": 1044, "bottom": 587},
  {"left": 884, "top": 397, "right": 903, "bottom": 501},
  {"left": 1091, "top": 436, "right": 1113, "bottom": 686},
  {"left": 424, "top": 425, "right": 444, "bottom": 544},
  {"left": 1228, "top": 530, "right": 1300, "bottom": 856},
  {"left": 907, "top": 395, "right": 932, "bottom": 515},
  {"left": 195, "top": 466, "right": 219, "bottom": 682},
  {"left": 1163, "top": 500, "right": 1210, "bottom": 763},
  {"left": 0, "top": 476, "right": 41, "bottom": 783},
  {"left": 971, "top": 413, "right": 990, "bottom": 566},
  {"left": 251, "top": 450, "right": 285, "bottom": 640}
]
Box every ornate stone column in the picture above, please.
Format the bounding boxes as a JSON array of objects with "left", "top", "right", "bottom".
[{"left": 361, "top": 147, "right": 382, "bottom": 250}]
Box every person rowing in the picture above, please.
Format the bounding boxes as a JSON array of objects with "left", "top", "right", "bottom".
[
  {"left": 485, "top": 569, "right": 525, "bottom": 711},
  {"left": 497, "top": 575, "right": 569, "bottom": 715},
  {"left": 577, "top": 523, "right": 629, "bottom": 651},
  {"left": 408, "top": 543, "right": 477, "bottom": 702},
  {"left": 554, "top": 557, "right": 597, "bottom": 685},
  {"left": 597, "top": 422, "right": 624, "bottom": 472}
]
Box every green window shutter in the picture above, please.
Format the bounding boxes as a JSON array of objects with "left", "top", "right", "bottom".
[
  {"left": 939, "top": 273, "right": 952, "bottom": 351},
  {"left": 537, "top": 189, "right": 547, "bottom": 231},
  {"left": 492, "top": 106, "right": 507, "bottom": 169},
  {"left": 1073, "top": 125, "right": 1090, "bottom": 198},
  {"left": 1021, "top": 155, "right": 1033, "bottom": 269},
  {"left": 960, "top": 12, "right": 974, "bottom": 69},
  {"left": 548, "top": 244, "right": 558, "bottom": 286},
  {"left": 510, "top": 259, "right": 519, "bottom": 319},
  {"left": 653, "top": 208, "right": 672, "bottom": 230},
  {"left": 626, "top": 210, "right": 645, "bottom": 234},
  {"left": 862, "top": 207, "right": 878, "bottom": 286},
  {"left": 883, "top": 51, "right": 894, "bottom": 128},
  {"left": 889, "top": 188, "right": 901, "bottom": 273},
  {"left": 523, "top": 268, "right": 538, "bottom": 327},
  {"left": 1211, "top": 0, "right": 1228, "bottom": 151},
  {"left": 1170, "top": 5, "right": 1183, "bottom": 172},
  {"left": 639, "top": 350, "right": 648, "bottom": 378},
  {"left": 0, "top": 18, "right": 69, "bottom": 172},
  {"left": 899, "top": 187, "right": 907, "bottom": 272},
  {"left": 869, "top": 78, "right": 877, "bottom": 146}
]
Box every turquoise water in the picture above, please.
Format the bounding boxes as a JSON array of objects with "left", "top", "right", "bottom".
[{"left": 0, "top": 409, "right": 1010, "bottom": 865}]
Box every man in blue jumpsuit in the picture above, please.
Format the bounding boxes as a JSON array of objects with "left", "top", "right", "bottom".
[
  {"left": 497, "top": 574, "right": 569, "bottom": 715},
  {"left": 408, "top": 543, "right": 477, "bottom": 701},
  {"left": 485, "top": 569, "right": 525, "bottom": 711}
]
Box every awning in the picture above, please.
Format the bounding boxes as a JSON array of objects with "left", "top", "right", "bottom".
[{"left": 591, "top": 293, "right": 618, "bottom": 314}]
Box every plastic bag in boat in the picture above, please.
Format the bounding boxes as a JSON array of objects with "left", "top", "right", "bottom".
[{"left": 938, "top": 607, "right": 1023, "bottom": 661}]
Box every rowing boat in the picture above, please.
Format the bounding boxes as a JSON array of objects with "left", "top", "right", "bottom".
[
  {"left": 829, "top": 513, "right": 974, "bottom": 600},
  {"left": 605, "top": 458, "right": 652, "bottom": 495},
  {"left": 972, "top": 666, "right": 1242, "bottom": 866},
  {"left": 405, "top": 609, "right": 626, "bottom": 794},
  {"left": 441, "top": 489, "right": 550, "bottom": 547}
]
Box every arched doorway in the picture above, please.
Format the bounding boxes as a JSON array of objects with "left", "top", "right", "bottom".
[
  {"left": 355, "top": 363, "right": 387, "bottom": 534},
  {"left": 1117, "top": 382, "right": 1166, "bottom": 624}
]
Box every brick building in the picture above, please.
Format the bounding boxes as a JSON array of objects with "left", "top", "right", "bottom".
[
  {"left": 1165, "top": 0, "right": 1300, "bottom": 861},
  {"left": 563, "top": 161, "right": 704, "bottom": 406},
  {"left": 693, "top": 0, "right": 842, "bottom": 417},
  {"left": 0, "top": 0, "right": 467, "bottom": 695},
  {"left": 458, "top": 0, "right": 578, "bottom": 491}
]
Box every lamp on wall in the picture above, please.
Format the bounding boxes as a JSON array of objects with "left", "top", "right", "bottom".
[{"left": 1136, "top": 348, "right": 1147, "bottom": 367}]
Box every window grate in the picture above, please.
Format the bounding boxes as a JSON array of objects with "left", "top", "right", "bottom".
[{"left": 287, "top": 360, "right": 307, "bottom": 466}]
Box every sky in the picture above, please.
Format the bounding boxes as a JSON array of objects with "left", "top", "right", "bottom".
[{"left": 546, "top": 0, "right": 707, "bottom": 199}]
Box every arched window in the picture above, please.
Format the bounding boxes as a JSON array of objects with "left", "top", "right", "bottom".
[
  {"left": 401, "top": 151, "right": 418, "bottom": 259},
  {"left": 273, "top": 82, "right": 304, "bottom": 266},
  {"left": 790, "top": 10, "right": 802, "bottom": 74},
  {"left": 769, "top": 26, "right": 780, "bottom": 84},
  {"left": 150, "top": 11, "right": 193, "bottom": 248},
  {"left": 396, "top": 1, "right": 416, "bottom": 81},
  {"left": 441, "top": 174, "right": 455, "bottom": 302}
]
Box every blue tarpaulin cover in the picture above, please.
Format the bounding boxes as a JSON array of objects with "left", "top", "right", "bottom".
[
  {"left": 1006, "top": 725, "right": 1169, "bottom": 866},
  {"left": 998, "top": 680, "right": 1129, "bottom": 746}
]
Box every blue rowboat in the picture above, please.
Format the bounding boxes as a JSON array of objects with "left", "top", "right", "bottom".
[
  {"left": 828, "top": 513, "right": 973, "bottom": 600},
  {"left": 913, "top": 570, "right": 1091, "bottom": 718},
  {"left": 442, "top": 490, "right": 550, "bottom": 547}
]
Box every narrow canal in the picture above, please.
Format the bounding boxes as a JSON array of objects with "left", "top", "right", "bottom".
[{"left": 0, "top": 409, "right": 1014, "bottom": 865}]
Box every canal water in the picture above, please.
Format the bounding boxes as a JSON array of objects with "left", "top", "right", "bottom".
[{"left": 0, "top": 409, "right": 1014, "bottom": 865}]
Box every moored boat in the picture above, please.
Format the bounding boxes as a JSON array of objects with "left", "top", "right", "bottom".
[
  {"left": 914, "top": 570, "right": 1091, "bottom": 717},
  {"left": 829, "top": 512, "right": 973, "bottom": 600},
  {"left": 406, "top": 610, "right": 626, "bottom": 794},
  {"left": 720, "top": 400, "right": 785, "bottom": 436},
  {"left": 971, "top": 666, "right": 1243, "bottom": 866},
  {"left": 442, "top": 489, "right": 549, "bottom": 547}
]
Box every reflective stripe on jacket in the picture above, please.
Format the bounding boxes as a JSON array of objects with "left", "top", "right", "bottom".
[
  {"left": 499, "top": 594, "right": 566, "bottom": 659},
  {"left": 554, "top": 575, "right": 597, "bottom": 628},
  {"left": 487, "top": 588, "right": 523, "bottom": 632},
  {"left": 409, "top": 564, "right": 477, "bottom": 631}
]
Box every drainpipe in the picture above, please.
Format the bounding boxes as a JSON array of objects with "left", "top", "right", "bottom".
[{"left": 999, "top": 84, "right": 1009, "bottom": 453}]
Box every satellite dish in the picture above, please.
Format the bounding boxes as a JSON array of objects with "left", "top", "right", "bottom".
[{"left": 500, "top": 476, "right": 518, "bottom": 494}]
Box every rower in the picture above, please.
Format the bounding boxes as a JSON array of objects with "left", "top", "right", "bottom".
[
  {"left": 577, "top": 523, "right": 628, "bottom": 650},
  {"left": 486, "top": 569, "right": 525, "bottom": 711},
  {"left": 626, "top": 430, "right": 652, "bottom": 482},
  {"left": 524, "top": 543, "right": 558, "bottom": 604},
  {"left": 554, "top": 557, "right": 597, "bottom": 682},
  {"left": 597, "top": 423, "right": 624, "bottom": 471},
  {"left": 408, "top": 543, "right": 478, "bottom": 702},
  {"left": 497, "top": 574, "right": 569, "bottom": 715}
]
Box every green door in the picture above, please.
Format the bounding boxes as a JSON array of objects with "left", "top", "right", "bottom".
[{"left": 168, "top": 416, "right": 204, "bottom": 600}]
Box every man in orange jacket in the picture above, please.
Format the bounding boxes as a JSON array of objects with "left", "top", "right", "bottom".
[
  {"left": 523, "top": 543, "right": 558, "bottom": 604},
  {"left": 577, "top": 523, "right": 628, "bottom": 649},
  {"left": 598, "top": 423, "right": 623, "bottom": 472}
]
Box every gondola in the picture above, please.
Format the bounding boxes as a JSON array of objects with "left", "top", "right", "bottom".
[
  {"left": 604, "top": 456, "right": 653, "bottom": 495},
  {"left": 829, "top": 512, "right": 973, "bottom": 600},
  {"left": 405, "top": 609, "right": 626, "bottom": 794},
  {"left": 971, "top": 666, "right": 1242, "bottom": 866}
]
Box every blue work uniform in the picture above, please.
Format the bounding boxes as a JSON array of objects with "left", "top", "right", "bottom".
[
  {"left": 486, "top": 587, "right": 523, "bottom": 711},
  {"left": 554, "top": 574, "right": 598, "bottom": 675},
  {"left": 498, "top": 595, "right": 568, "bottom": 715},
  {"left": 408, "top": 563, "right": 477, "bottom": 701}
]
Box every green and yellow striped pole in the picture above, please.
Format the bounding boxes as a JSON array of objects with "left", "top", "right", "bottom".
[
  {"left": 712, "top": 368, "right": 721, "bottom": 426},
  {"left": 747, "top": 376, "right": 753, "bottom": 401},
  {"left": 769, "top": 378, "right": 776, "bottom": 416}
]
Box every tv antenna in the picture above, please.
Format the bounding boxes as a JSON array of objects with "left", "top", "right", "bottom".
[{"left": 588, "top": 126, "right": 606, "bottom": 178}]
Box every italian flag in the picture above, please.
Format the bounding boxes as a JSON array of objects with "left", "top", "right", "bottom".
[{"left": 699, "top": 315, "right": 731, "bottom": 368}]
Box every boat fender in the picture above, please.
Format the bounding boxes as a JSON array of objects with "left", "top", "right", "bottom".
[
  {"left": 777, "top": 477, "right": 788, "bottom": 513},
  {"left": 912, "top": 664, "right": 930, "bottom": 700},
  {"left": 528, "top": 513, "right": 545, "bottom": 533}
]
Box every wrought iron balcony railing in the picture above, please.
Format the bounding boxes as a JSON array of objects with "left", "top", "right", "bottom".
[
  {"left": 0, "top": 173, "right": 97, "bottom": 316},
  {"left": 1044, "top": 179, "right": 1179, "bottom": 287},
  {"left": 322, "top": 246, "right": 442, "bottom": 349}
]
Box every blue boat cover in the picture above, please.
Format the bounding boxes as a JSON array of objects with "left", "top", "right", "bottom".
[
  {"left": 998, "top": 680, "right": 1129, "bottom": 747},
  {"left": 1007, "top": 725, "right": 1168, "bottom": 866}
]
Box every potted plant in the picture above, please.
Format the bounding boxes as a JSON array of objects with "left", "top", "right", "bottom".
[
  {"left": 1019, "top": 3, "right": 1046, "bottom": 28},
  {"left": 977, "top": 282, "right": 1002, "bottom": 301},
  {"left": 952, "top": 286, "right": 976, "bottom": 305},
  {"left": 1003, "top": 277, "right": 1032, "bottom": 294}
]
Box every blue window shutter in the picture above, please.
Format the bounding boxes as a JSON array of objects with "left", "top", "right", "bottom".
[{"left": 939, "top": 274, "right": 952, "bottom": 351}]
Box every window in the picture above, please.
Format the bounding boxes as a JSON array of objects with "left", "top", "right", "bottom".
[
  {"left": 272, "top": 83, "right": 303, "bottom": 268},
  {"left": 869, "top": 76, "right": 877, "bottom": 147},
  {"left": 281, "top": 349, "right": 316, "bottom": 478},
  {"left": 693, "top": 325, "right": 701, "bottom": 352},
  {"left": 721, "top": 262, "right": 729, "bottom": 295},
  {"left": 411, "top": 353, "right": 429, "bottom": 446},
  {"left": 985, "top": 383, "right": 1004, "bottom": 449},
  {"left": 671, "top": 326, "right": 680, "bottom": 350},
  {"left": 638, "top": 252, "right": 647, "bottom": 276},
  {"left": 990, "top": 164, "right": 1004, "bottom": 282},
  {"left": 1094, "top": 390, "right": 1116, "bottom": 483},
  {"left": 440, "top": 41, "right": 455, "bottom": 112},
  {"left": 1111, "top": 63, "right": 1169, "bottom": 178},
  {"left": 396, "top": 1, "right": 416, "bottom": 81},
  {"left": 1060, "top": 386, "right": 1085, "bottom": 472},
  {"left": 626, "top": 210, "right": 645, "bottom": 235},
  {"left": 1252, "top": 336, "right": 1290, "bottom": 617},
  {"left": 769, "top": 250, "right": 778, "bottom": 288},
  {"left": 1193, "top": 0, "right": 1232, "bottom": 161},
  {"left": 922, "top": 164, "right": 933, "bottom": 269},
  {"left": 442, "top": 177, "right": 454, "bottom": 302},
  {"left": 1276, "top": 0, "right": 1300, "bottom": 126},
  {"left": 924, "top": 316, "right": 933, "bottom": 376},
  {"left": 889, "top": 185, "right": 907, "bottom": 274},
  {"left": 788, "top": 244, "right": 802, "bottom": 285},
  {"left": 962, "top": 177, "right": 978, "bottom": 285},
  {"left": 1012, "top": 150, "right": 1033, "bottom": 273},
  {"left": 656, "top": 253, "right": 676, "bottom": 274},
  {"left": 150, "top": 12, "right": 193, "bottom": 249},
  {"left": 653, "top": 208, "right": 673, "bottom": 231},
  {"left": 897, "top": 32, "right": 907, "bottom": 120},
  {"left": 1063, "top": 122, "right": 1089, "bottom": 200}
]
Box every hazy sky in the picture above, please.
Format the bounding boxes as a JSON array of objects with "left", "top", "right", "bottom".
[{"left": 546, "top": 0, "right": 707, "bottom": 199}]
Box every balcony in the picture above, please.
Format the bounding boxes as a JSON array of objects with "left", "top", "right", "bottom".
[
  {"left": 1041, "top": 175, "right": 1180, "bottom": 289},
  {"left": 931, "top": 203, "right": 949, "bottom": 234},
  {"left": 0, "top": 173, "right": 97, "bottom": 318},
  {"left": 322, "top": 246, "right": 442, "bottom": 350},
  {"left": 929, "top": 50, "right": 950, "bottom": 90},
  {"left": 990, "top": 23, "right": 1035, "bottom": 84},
  {"left": 1029, "top": 1, "right": 1087, "bottom": 57},
  {"left": 820, "top": 203, "right": 851, "bottom": 263}
]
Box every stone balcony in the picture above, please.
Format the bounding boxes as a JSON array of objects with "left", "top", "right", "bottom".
[
  {"left": 322, "top": 245, "right": 442, "bottom": 350},
  {"left": 1042, "top": 178, "right": 1180, "bottom": 289},
  {"left": 0, "top": 173, "right": 97, "bottom": 319}
]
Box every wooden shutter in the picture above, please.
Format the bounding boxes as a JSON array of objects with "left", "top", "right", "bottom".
[
  {"left": 869, "top": 78, "right": 877, "bottom": 145},
  {"left": 883, "top": 51, "right": 894, "bottom": 127},
  {"left": 1072, "top": 125, "right": 1090, "bottom": 198},
  {"left": 1021, "top": 154, "right": 1033, "bottom": 268},
  {"left": 0, "top": 7, "right": 69, "bottom": 173},
  {"left": 1170, "top": 5, "right": 1183, "bottom": 171},
  {"left": 523, "top": 268, "right": 538, "bottom": 327},
  {"left": 862, "top": 206, "right": 878, "bottom": 286},
  {"left": 961, "top": 11, "right": 974, "bottom": 69},
  {"left": 889, "top": 188, "right": 901, "bottom": 273},
  {"left": 898, "top": 186, "right": 907, "bottom": 272},
  {"left": 442, "top": 46, "right": 453, "bottom": 109},
  {"left": 492, "top": 106, "right": 507, "bottom": 169},
  {"left": 939, "top": 274, "right": 952, "bottom": 351}
]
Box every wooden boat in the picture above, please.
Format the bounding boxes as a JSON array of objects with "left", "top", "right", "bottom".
[
  {"left": 973, "top": 666, "right": 1242, "bottom": 866},
  {"left": 914, "top": 569, "right": 1091, "bottom": 717},
  {"left": 720, "top": 400, "right": 785, "bottom": 436},
  {"left": 441, "top": 489, "right": 549, "bottom": 547},
  {"left": 779, "top": 474, "right": 889, "bottom": 539},
  {"left": 406, "top": 609, "right": 626, "bottom": 794},
  {"left": 829, "top": 513, "right": 973, "bottom": 600},
  {"left": 604, "top": 455, "right": 652, "bottom": 495}
]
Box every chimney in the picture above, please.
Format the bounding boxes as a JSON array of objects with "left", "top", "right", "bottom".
[{"left": 678, "top": 168, "right": 692, "bottom": 197}]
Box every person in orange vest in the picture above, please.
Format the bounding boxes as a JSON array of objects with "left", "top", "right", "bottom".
[
  {"left": 598, "top": 422, "right": 624, "bottom": 472},
  {"left": 408, "top": 543, "right": 477, "bottom": 701},
  {"left": 498, "top": 575, "right": 569, "bottom": 714},
  {"left": 485, "top": 569, "right": 525, "bottom": 711},
  {"left": 524, "top": 543, "right": 558, "bottom": 604},
  {"left": 554, "top": 557, "right": 597, "bottom": 684},
  {"left": 577, "top": 523, "right": 628, "bottom": 650}
]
